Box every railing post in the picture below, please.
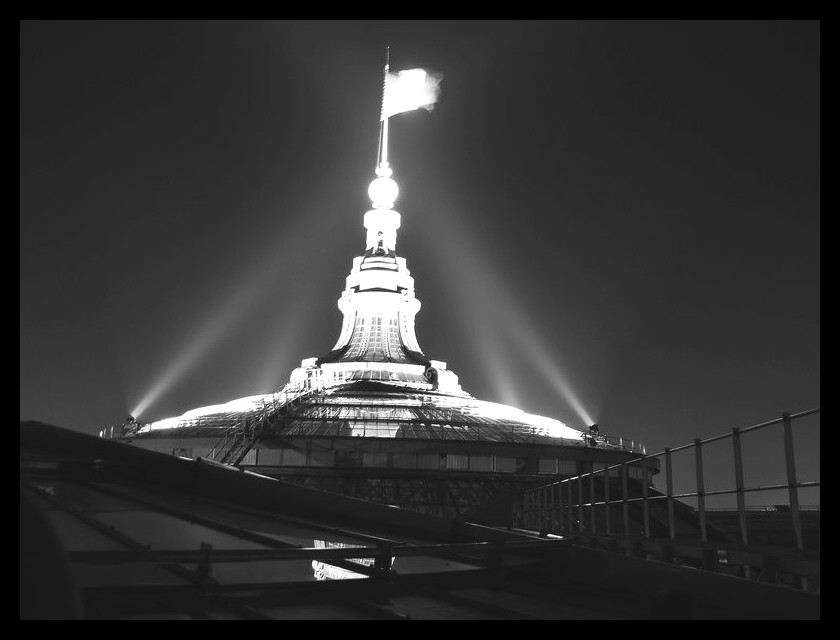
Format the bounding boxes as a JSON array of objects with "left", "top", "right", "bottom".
[
  {"left": 577, "top": 475, "right": 584, "bottom": 535},
  {"left": 542, "top": 485, "right": 548, "bottom": 530},
  {"left": 665, "top": 448, "right": 675, "bottom": 542},
  {"left": 589, "top": 462, "right": 596, "bottom": 536},
  {"left": 526, "top": 490, "right": 533, "bottom": 530},
  {"left": 533, "top": 490, "right": 539, "bottom": 530},
  {"left": 732, "top": 427, "right": 752, "bottom": 580},
  {"left": 782, "top": 412, "right": 809, "bottom": 592},
  {"left": 544, "top": 486, "right": 550, "bottom": 533},
  {"left": 732, "top": 428, "right": 749, "bottom": 546},
  {"left": 695, "top": 439, "right": 708, "bottom": 543},
  {"left": 565, "top": 481, "right": 573, "bottom": 536},
  {"left": 604, "top": 463, "right": 612, "bottom": 537},
  {"left": 557, "top": 482, "right": 564, "bottom": 534},
  {"left": 621, "top": 464, "right": 630, "bottom": 538},
  {"left": 642, "top": 464, "right": 651, "bottom": 539},
  {"left": 782, "top": 412, "right": 804, "bottom": 551}
]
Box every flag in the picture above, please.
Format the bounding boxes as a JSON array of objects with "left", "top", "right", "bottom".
[{"left": 381, "top": 69, "right": 442, "bottom": 121}]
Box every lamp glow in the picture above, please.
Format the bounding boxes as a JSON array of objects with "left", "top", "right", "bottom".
[{"left": 368, "top": 176, "right": 398, "bottom": 209}]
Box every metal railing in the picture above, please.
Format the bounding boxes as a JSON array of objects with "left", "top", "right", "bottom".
[
  {"left": 521, "top": 409, "right": 820, "bottom": 591},
  {"left": 583, "top": 432, "right": 647, "bottom": 454}
]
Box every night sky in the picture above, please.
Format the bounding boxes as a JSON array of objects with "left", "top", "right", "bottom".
[{"left": 20, "top": 21, "right": 820, "bottom": 502}]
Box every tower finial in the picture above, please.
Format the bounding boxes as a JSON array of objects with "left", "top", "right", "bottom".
[{"left": 371, "top": 54, "right": 442, "bottom": 208}]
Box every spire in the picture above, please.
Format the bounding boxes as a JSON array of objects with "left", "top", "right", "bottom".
[
  {"left": 376, "top": 46, "right": 391, "bottom": 172},
  {"left": 370, "top": 48, "right": 398, "bottom": 212},
  {"left": 367, "top": 47, "right": 400, "bottom": 254},
  {"left": 365, "top": 50, "right": 442, "bottom": 252},
  {"left": 314, "top": 52, "right": 445, "bottom": 368}
]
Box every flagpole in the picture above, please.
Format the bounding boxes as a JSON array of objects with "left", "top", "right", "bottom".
[{"left": 378, "top": 46, "right": 390, "bottom": 174}]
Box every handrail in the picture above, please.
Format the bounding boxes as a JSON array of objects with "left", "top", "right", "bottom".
[
  {"left": 521, "top": 408, "right": 820, "bottom": 592},
  {"left": 555, "top": 407, "right": 820, "bottom": 485}
]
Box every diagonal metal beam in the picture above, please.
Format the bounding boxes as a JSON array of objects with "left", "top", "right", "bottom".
[
  {"left": 80, "top": 481, "right": 383, "bottom": 577},
  {"left": 21, "top": 481, "right": 213, "bottom": 587}
]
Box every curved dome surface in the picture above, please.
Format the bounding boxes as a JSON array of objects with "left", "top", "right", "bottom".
[{"left": 132, "top": 379, "right": 585, "bottom": 446}]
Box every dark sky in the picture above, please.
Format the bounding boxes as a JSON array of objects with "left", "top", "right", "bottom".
[{"left": 20, "top": 21, "right": 820, "bottom": 502}]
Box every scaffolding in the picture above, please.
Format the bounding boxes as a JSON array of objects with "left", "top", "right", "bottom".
[{"left": 115, "top": 385, "right": 642, "bottom": 452}]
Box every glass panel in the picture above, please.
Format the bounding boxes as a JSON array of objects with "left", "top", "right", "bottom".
[
  {"left": 390, "top": 555, "right": 481, "bottom": 575},
  {"left": 94, "top": 511, "right": 273, "bottom": 550},
  {"left": 73, "top": 563, "right": 191, "bottom": 588},
  {"left": 31, "top": 481, "right": 138, "bottom": 513},
  {"left": 42, "top": 511, "right": 126, "bottom": 551},
  {"left": 207, "top": 558, "right": 327, "bottom": 585}
]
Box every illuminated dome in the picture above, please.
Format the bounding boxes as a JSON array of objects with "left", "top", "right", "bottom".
[
  {"left": 106, "top": 157, "right": 647, "bottom": 519},
  {"left": 126, "top": 152, "right": 587, "bottom": 447},
  {"left": 103, "top": 69, "right": 648, "bottom": 521}
]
